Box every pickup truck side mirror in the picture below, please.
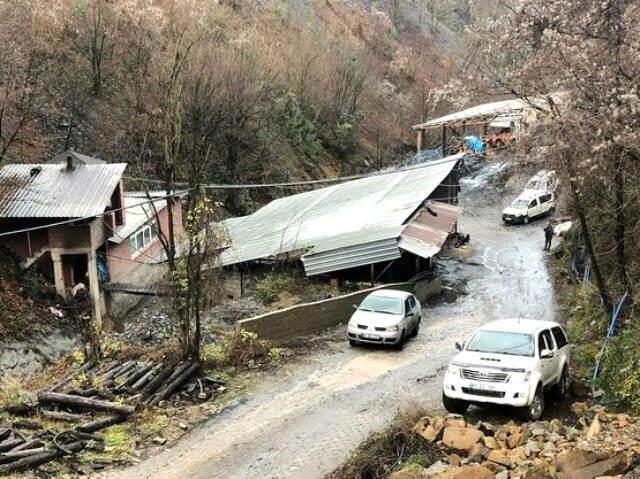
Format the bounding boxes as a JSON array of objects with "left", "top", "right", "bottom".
[
  {"left": 455, "top": 341, "right": 464, "bottom": 351},
  {"left": 540, "top": 349, "right": 554, "bottom": 359}
]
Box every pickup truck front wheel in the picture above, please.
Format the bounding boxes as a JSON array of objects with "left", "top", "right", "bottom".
[
  {"left": 442, "top": 393, "right": 469, "bottom": 415},
  {"left": 522, "top": 385, "right": 544, "bottom": 421}
]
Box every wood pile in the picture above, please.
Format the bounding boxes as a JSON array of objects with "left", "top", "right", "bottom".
[{"left": 0, "top": 360, "right": 226, "bottom": 474}]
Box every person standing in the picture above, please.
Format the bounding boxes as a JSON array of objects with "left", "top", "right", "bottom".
[{"left": 543, "top": 223, "right": 553, "bottom": 251}]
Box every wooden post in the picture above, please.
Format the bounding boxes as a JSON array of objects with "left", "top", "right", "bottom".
[
  {"left": 51, "top": 251, "right": 66, "bottom": 297},
  {"left": 87, "top": 250, "right": 102, "bottom": 331},
  {"left": 442, "top": 125, "right": 448, "bottom": 155}
]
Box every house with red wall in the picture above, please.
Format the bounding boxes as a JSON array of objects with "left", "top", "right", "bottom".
[{"left": 0, "top": 152, "right": 185, "bottom": 322}]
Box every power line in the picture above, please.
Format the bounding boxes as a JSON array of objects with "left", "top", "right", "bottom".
[
  {"left": 0, "top": 153, "right": 471, "bottom": 239},
  {"left": 124, "top": 153, "right": 466, "bottom": 189}
]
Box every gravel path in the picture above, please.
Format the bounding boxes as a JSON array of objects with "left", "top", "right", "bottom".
[{"left": 108, "top": 161, "right": 557, "bottom": 479}]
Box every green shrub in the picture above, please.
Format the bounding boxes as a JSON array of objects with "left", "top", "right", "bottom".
[
  {"left": 599, "top": 318, "right": 640, "bottom": 410},
  {"left": 254, "top": 273, "right": 295, "bottom": 305}
]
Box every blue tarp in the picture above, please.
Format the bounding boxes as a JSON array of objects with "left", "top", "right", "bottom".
[{"left": 465, "top": 136, "right": 486, "bottom": 154}]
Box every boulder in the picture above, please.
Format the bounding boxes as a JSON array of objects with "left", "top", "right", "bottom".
[
  {"left": 486, "top": 449, "right": 513, "bottom": 468},
  {"left": 388, "top": 464, "right": 425, "bottom": 479},
  {"left": 445, "top": 415, "right": 467, "bottom": 428},
  {"left": 448, "top": 454, "right": 462, "bottom": 467},
  {"left": 443, "top": 426, "right": 484, "bottom": 451},
  {"left": 422, "top": 461, "right": 450, "bottom": 478},
  {"left": 414, "top": 416, "right": 446, "bottom": 443},
  {"left": 451, "top": 464, "right": 495, "bottom": 479},
  {"left": 484, "top": 436, "right": 500, "bottom": 450},
  {"left": 586, "top": 415, "right": 601, "bottom": 439},
  {"left": 562, "top": 452, "right": 628, "bottom": 479},
  {"left": 571, "top": 402, "right": 589, "bottom": 417}
]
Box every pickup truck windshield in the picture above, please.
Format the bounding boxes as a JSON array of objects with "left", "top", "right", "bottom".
[
  {"left": 358, "top": 296, "right": 403, "bottom": 315},
  {"left": 466, "top": 331, "right": 534, "bottom": 357}
]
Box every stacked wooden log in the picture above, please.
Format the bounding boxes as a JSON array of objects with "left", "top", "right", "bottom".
[{"left": 0, "top": 360, "right": 226, "bottom": 474}]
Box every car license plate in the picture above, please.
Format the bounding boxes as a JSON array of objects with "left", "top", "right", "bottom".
[
  {"left": 469, "top": 382, "right": 496, "bottom": 391},
  {"left": 362, "top": 333, "right": 380, "bottom": 340}
]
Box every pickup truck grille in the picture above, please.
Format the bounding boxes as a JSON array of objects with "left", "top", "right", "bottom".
[
  {"left": 462, "top": 387, "right": 506, "bottom": 398},
  {"left": 461, "top": 369, "right": 509, "bottom": 383}
]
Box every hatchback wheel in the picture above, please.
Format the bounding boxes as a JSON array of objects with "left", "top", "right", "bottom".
[
  {"left": 523, "top": 215, "right": 530, "bottom": 224},
  {"left": 522, "top": 385, "right": 545, "bottom": 421},
  {"left": 348, "top": 339, "right": 358, "bottom": 347},
  {"left": 442, "top": 392, "right": 469, "bottom": 414},
  {"left": 411, "top": 320, "right": 420, "bottom": 338},
  {"left": 394, "top": 330, "right": 405, "bottom": 350}
]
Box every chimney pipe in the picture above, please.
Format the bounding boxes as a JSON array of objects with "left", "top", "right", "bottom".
[{"left": 66, "top": 155, "right": 74, "bottom": 171}]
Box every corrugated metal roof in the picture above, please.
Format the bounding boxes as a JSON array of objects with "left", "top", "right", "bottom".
[
  {"left": 0, "top": 163, "right": 127, "bottom": 219},
  {"left": 302, "top": 238, "right": 401, "bottom": 277},
  {"left": 219, "top": 154, "right": 463, "bottom": 271},
  {"left": 397, "top": 202, "right": 460, "bottom": 258},
  {"left": 110, "top": 193, "right": 167, "bottom": 244},
  {"left": 413, "top": 97, "right": 551, "bottom": 129}
]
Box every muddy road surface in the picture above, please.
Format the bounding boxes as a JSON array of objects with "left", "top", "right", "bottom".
[{"left": 111, "top": 161, "right": 557, "bottom": 479}]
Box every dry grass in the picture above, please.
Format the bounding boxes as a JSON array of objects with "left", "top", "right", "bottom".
[{"left": 327, "top": 404, "right": 444, "bottom": 479}]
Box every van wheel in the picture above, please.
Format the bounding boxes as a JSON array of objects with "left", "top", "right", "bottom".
[
  {"left": 522, "top": 385, "right": 545, "bottom": 421},
  {"left": 443, "top": 393, "right": 469, "bottom": 414},
  {"left": 551, "top": 367, "right": 570, "bottom": 402},
  {"left": 523, "top": 216, "right": 530, "bottom": 224}
]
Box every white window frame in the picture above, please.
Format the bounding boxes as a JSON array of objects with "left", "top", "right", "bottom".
[{"left": 129, "top": 222, "right": 158, "bottom": 258}]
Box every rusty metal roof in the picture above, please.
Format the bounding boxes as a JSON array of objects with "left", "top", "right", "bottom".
[
  {"left": 0, "top": 163, "right": 127, "bottom": 219},
  {"left": 398, "top": 202, "right": 460, "bottom": 258}
]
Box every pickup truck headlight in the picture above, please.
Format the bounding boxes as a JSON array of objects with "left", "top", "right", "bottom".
[
  {"left": 447, "top": 365, "right": 459, "bottom": 376},
  {"left": 388, "top": 325, "right": 399, "bottom": 332}
]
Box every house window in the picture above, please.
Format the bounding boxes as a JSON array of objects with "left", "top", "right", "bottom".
[{"left": 129, "top": 223, "right": 158, "bottom": 254}]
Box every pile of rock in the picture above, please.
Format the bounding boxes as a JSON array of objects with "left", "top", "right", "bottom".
[{"left": 391, "top": 403, "right": 640, "bottom": 479}]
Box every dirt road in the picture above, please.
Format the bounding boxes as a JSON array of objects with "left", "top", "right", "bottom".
[{"left": 111, "top": 161, "right": 557, "bottom": 479}]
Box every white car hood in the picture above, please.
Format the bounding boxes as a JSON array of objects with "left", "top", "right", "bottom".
[
  {"left": 349, "top": 310, "right": 402, "bottom": 328},
  {"left": 452, "top": 350, "right": 536, "bottom": 371},
  {"left": 502, "top": 206, "right": 526, "bottom": 216}
]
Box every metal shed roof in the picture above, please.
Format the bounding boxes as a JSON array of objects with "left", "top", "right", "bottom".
[
  {"left": 413, "top": 97, "right": 552, "bottom": 129},
  {"left": 219, "top": 154, "right": 463, "bottom": 274},
  {"left": 398, "top": 202, "right": 460, "bottom": 259},
  {"left": 0, "top": 163, "right": 127, "bottom": 219}
]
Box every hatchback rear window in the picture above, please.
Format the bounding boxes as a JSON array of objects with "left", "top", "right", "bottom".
[
  {"left": 466, "top": 331, "right": 535, "bottom": 357},
  {"left": 358, "top": 295, "right": 403, "bottom": 315}
]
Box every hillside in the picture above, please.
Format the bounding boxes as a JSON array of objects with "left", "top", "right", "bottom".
[{"left": 0, "top": 0, "right": 492, "bottom": 212}]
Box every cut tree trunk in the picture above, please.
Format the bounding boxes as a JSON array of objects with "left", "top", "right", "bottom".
[
  {"left": 0, "top": 440, "right": 85, "bottom": 474},
  {"left": 149, "top": 363, "right": 199, "bottom": 406},
  {"left": 76, "top": 415, "right": 126, "bottom": 434},
  {"left": 38, "top": 392, "right": 135, "bottom": 415},
  {"left": 40, "top": 410, "right": 89, "bottom": 423}
]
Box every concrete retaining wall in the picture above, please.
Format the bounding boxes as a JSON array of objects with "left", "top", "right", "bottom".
[{"left": 237, "top": 279, "right": 441, "bottom": 342}]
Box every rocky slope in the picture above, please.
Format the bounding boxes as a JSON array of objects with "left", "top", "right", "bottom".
[{"left": 392, "top": 403, "right": 640, "bottom": 479}]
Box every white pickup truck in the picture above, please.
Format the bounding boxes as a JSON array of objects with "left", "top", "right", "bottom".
[{"left": 442, "top": 319, "right": 570, "bottom": 421}]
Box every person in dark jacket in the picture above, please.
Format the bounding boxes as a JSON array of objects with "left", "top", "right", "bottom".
[{"left": 543, "top": 223, "right": 553, "bottom": 251}]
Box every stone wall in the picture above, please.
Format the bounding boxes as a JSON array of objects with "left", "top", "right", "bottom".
[{"left": 237, "top": 279, "right": 441, "bottom": 342}]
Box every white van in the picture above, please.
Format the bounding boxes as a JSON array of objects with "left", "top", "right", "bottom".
[{"left": 502, "top": 189, "right": 556, "bottom": 224}]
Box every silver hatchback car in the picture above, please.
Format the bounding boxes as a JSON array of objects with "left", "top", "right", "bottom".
[{"left": 346, "top": 289, "right": 421, "bottom": 349}]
